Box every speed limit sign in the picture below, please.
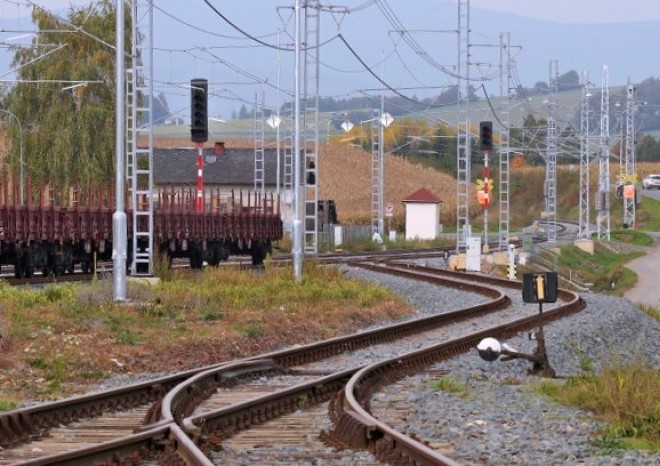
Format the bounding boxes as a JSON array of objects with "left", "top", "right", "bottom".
[{"left": 385, "top": 202, "right": 394, "bottom": 217}]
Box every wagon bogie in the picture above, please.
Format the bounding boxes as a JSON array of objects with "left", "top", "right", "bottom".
[{"left": 0, "top": 186, "right": 282, "bottom": 276}]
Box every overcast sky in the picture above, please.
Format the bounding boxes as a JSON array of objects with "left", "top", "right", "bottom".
[
  {"left": 2, "top": 1, "right": 659, "bottom": 125},
  {"left": 470, "top": 0, "right": 660, "bottom": 23},
  {"left": 15, "top": 0, "right": 660, "bottom": 23}
]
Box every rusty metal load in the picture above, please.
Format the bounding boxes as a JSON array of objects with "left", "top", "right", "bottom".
[{"left": 0, "top": 176, "right": 283, "bottom": 277}]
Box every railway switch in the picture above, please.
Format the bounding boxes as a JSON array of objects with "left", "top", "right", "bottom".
[
  {"left": 477, "top": 334, "right": 556, "bottom": 377},
  {"left": 477, "top": 337, "right": 518, "bottom": 362}
]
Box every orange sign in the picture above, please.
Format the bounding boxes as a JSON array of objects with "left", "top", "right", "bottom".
[{"left": 623, "top": 185, "right": 635, "bottom": 200}]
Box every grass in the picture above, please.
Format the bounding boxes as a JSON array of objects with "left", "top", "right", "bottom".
[
  {"left": 0, "top": 263, "right": 412, "bottom": 404},
  {"left": 635, "top": 194, "right": 660, "bottom": 231},
  {"left": 431, "top": 376, "right": 469, "bottom": 396},
  {"left": 638, "top": 304, "right": 660, "bottom": 321},
  {"left": 534, "top": 360, "right": 660, "bottom": 452},
  {"left": 552, "top": 243, "right": 644, "bottom": 295},
  {"left": 609, "top": 229, "right": 654, "bottom": 246},
  {"left": 384, "top": 235, "right": 454, "bottom": 250}
]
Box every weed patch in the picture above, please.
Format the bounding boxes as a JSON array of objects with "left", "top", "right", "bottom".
[
  {"left": 534, "top": 362, "right": 660, "bottom": 450},
  {"left": 0, "top": 262, "right": 412, "bottom": 403}
]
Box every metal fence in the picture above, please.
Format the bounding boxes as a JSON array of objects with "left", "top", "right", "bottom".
[{"left": 318, "top": 224, "right": 373, "bottom": 251}]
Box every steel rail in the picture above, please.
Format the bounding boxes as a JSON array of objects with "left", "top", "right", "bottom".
[
  {"left": 337, "top": 287, "right": 584, "bottom": 465},
  {"left": 12, "top": 423, "right": 211, "bottom": 466},
  {"left": 1, "top": 259, "right": 524, "bottom": 464}
]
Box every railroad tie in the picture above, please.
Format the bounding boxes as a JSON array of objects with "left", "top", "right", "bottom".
[{"left": 331, "top": 410, "right": 375, "bottom": 449}]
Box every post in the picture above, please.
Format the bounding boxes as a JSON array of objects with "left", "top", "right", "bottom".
[
  {"left": 507, "top": 243, "right": 516, "bottom": 280},
  {"left": 479, "top": 121, "right": 493, "bottom": 252},
  {"left": 483, "top": 149, "right": 489, "bottom": 252},
  {"left": 112, "top": 0, "right": 127, "bottom": 301},
  {"left": 292, "top": 0, "right": 303, "bottom": 280},
  {"left": 196, "top": 142, "right": 204, "bottom": 212}
]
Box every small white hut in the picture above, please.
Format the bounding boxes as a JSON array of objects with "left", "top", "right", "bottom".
[{"left": 402, "top": 187, "right": 442, "bottom": 240}]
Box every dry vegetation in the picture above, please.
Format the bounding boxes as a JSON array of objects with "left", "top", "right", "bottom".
[
  {"left": 0, "top": 264, "right": 413, "bottom": 406},
  {"left": 154, "top": 135, "right": 660, "bottom": 232},
  {"left": 154, "top": 137, "right": 477, "bottom": 231},
  {"left": 318, "top": 143, "right": 464, "bottom": 230}
]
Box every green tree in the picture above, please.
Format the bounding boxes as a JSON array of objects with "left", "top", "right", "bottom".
[
  {"left": 636, "top": 134, "right": 660, "bottom": 162},
  {"left": 1, "top": 0, "right": 130, "bottom": 201},
  {"left": 238, "top": 104, "right": 249, "bottom": 120}
]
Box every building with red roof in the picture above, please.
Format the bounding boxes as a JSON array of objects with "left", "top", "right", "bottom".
[{"left": 402, "top": 187, "right": 442, "bottom": 240}]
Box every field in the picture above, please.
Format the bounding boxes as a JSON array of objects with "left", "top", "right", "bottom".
[{"left": 152, "top": 134, "right": 660, "bottom": 233}]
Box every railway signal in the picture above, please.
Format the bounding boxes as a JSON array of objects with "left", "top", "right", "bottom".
[
  {"left": 477, "top": 271, "right": 559, "bottom": 377},
  {"left": 479, "top": 121, "right": 493, "bottom": 250},
  {"left": 479, "top": 121, "right": 493, "bottom": 151},
  {"left": 522, "top": 272, "right": 558, "bottom": 304},
  {"left": 190, "top": 78, "right": 208, "bottom": 213},
  {"left": 190, "top": 78, "right": 208, "bottom": 143}
]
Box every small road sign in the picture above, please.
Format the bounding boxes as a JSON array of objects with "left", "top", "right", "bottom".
[{"left": 385, "top": 202, "right": 394, "bottom": 217}]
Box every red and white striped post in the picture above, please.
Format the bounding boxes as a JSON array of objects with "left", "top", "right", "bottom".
[
  {"left": 483, "top": 149, "right": 489, "bottom": 251},
  {"left": 196, "top": 142, "right": 204, "bottom": 213},
  {"left": 479, "top": 121, "right": 493, "bottom": 253}
]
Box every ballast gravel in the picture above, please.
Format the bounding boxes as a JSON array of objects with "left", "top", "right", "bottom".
[{"left": 343, "top": 265, "right": 660, "bottom": 466}]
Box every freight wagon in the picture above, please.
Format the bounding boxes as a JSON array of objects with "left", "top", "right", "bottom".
[{"left": 0, "top": 180, "right": 282, "bottom": 278}]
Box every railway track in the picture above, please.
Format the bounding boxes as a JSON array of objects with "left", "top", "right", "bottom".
[{"left": 0, "top": 258, "right": 584, "bottom": 465}]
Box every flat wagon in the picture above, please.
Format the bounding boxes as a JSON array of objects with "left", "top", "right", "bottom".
[{"left": 0, "top": 178, "right": 282, "bottom": 278}]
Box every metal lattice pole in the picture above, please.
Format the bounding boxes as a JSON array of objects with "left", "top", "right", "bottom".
[
  {"left": 370, "top": 108, "right": 381, "bottom": 236},
  {"left": 128, "top": 0, "right": 154, "bottom": 276},
  {"left": 282, "top": 101, "right": 294, "bottom": 236},
  {"left": 254, "top": 91, "right": 265, "bottom": 192},
  {"left": 302, "top": 0, "right": 320, "bottom": 255},
  {"left": 455, "top": 0, "right": 471, "bottom": 250},
  {"left": 498, "top": 32, "right": 512, "bottom": 249},
  {"left": 544, "top": 60, "right": 558, "bottom": 243},
  {"left": 577, "top": 71, "right": 591, "bottom": 239},
  {"left": 596, "top": 66, "right": 611, "bottom": 240},
  {"left": 623, "top": 79, "right": 636, "bottom": 229}
]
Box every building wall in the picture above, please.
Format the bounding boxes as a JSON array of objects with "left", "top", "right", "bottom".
[{"left": 404, "top": 202, "right": 439, "bottom": 240}]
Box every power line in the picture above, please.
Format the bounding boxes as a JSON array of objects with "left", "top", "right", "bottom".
[
  {"left": 154, "top": 3, "right": 283, "bottom": 42},
  {"left": 201, "top": 0, "right": 290, "bottom": 51},
  {"left": 339, "top": 34, "right": 459, "bottom": 110}
]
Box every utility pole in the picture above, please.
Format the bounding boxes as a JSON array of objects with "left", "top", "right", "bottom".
[
  {"left": 292, "top": 0, "right": 303, "bottom": 279},
  {"left": 544, "top": 60, "right": 558, "bottom": 243},
  {"left": 254, "top": 91, "right": 265, "bottom": 193},
  {"left": 596, "top": 66, "right": 611, "bottom": 240},
  {"left": 578, "top": 71, "right": 591, "bottom": 240},
  {"left": 498, "top": 32, "right": 511, "bottom": 250},
  {"left": 623, "top": 79, "right": 636, "bottom": 229},
  {"left": 113, "top": 0, "right": 127, "bottom": 300},
  {"left": 455, "top": 0, "right": 471, "bottom": 250},
  {"left": 303, "top": 0, "right": 320, "bottom": 255},
  {"left": 127, "top": 0, "right": 154, "bottom": 275}
]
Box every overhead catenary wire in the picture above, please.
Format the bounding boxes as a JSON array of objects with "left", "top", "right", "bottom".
[
  {"left": 154, "top": 3, "right": 282, "bottom": 42},
  {"left": 339, "top": 34, "right": 460, "bottom": 110},
  {"left": 202, "top": 0, "right": 292, "bottom": 51}
]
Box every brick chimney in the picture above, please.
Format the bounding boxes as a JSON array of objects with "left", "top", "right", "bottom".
[{"left": 214, "top": 141, "right": 226, "bottom": 155}]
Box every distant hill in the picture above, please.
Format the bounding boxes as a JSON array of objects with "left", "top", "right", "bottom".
[
  {"left": 153, "top": 136, "right": 463, "bottom": 230},
  {"left": 153, "top": 136, "right": 660, "bottom": 232}
]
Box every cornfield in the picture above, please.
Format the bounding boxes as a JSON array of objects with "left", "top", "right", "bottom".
[{"left": 319, "top": 143, "right": 460, "bottom": 229}]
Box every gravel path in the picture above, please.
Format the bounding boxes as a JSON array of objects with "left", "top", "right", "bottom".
[
  {"left": 345, "top": 265, "right": 660, "bottom": 466},
  {"left": 624, "top": 232, "right": 660, "bottom": 308}
]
